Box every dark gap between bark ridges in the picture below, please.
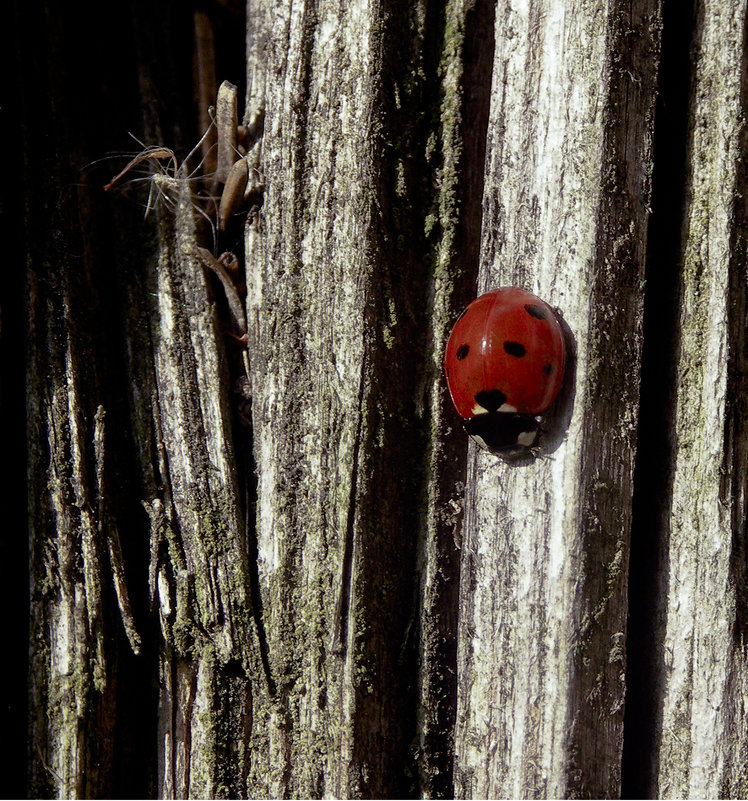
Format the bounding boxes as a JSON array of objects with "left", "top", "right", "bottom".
[{"left": 621, "top": 1, "right": 697, "bottom": 796}]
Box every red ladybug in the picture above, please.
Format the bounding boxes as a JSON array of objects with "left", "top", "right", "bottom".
[{"left": 444, "top": 287, "right": 566, "bottom": 455}]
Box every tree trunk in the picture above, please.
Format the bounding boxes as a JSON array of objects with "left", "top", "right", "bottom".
[{"left": 12, "top": 0, "right": 748, "bottom": 798}]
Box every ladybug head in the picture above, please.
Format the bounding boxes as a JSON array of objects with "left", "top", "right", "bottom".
[{"left": 464, "top": 412, "right": 542, "bottom": 458}]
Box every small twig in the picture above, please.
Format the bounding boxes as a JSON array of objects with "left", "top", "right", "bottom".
[
  {"left": 103, "top": 147, "right": 178, "bottom": 191},
  {"left": 218, "top": 158, "right": 249, "bottom": 231},
  {"left": 194, "top": 245, "right": 248, "bottom": 339},
  {"left": 193, "top": 10, "right": 217, "bottom": 177},
  {"left": 215, "top": 80, "right": 239, "bottom": 186}
]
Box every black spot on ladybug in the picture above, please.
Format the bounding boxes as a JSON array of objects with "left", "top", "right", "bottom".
[
  {"left": 504, "top": 341, "right": 526, "bottom": 357},
  {"left": 543, "top": 363, "right": 554, "bottom": 376},
  {"left": 525, "top": 304, "right": 548, "bottom": 320},
  {"left": 456, "top": 344, "right": 470, "bottom": 360},
  {"left": 474, "top": 389, "right": 507, "bottom": 413}
]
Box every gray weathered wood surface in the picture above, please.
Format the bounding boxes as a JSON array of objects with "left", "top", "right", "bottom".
[
  {"left": 642, "top": 2, "right": 748, "bottom": 796},
  {"left": 453, "top": 1, "right": 661, "bottom": 796},
  {"left": 19, "top": 0, "right": 748, "bottom": 798},
  {"left": 242, "top": 1, "right": 476, "bottom": 794}
]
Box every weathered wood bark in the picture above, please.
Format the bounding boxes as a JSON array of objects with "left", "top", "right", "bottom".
[
  {"left": 453, "top": 2, "right": 661, "bottom": 797},
  {"left": 16, "top": 0, "right": 748, "bottom": 798},
  {"left": 140, "top": 183, "right": 268, "bottom": 798},
  {"left": 242, "top": 1, "right": 479, "bottom": 795},
  {"left": 22, "top": 1, "right": 260, "bottom": 796},
  {"left": 23, "top": 4, "right": 144, "bottom": 795},
  {"left": 626, "top": 2, "right": 748, "bottom": 796}
]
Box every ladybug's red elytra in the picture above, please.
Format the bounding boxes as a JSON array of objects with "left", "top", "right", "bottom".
[{"left": 444, "top": 287, "right": 566, "bottom": 456}]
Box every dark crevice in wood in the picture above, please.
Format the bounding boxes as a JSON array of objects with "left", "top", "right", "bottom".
[
  {"left": 344, "top": 10, "right": 432, "bottom": 797},
  {"left": 240, "top": 408, "right": 276, "bottom": 698},
  {"left": 724, "top": 11, "right": 748, "bottom": 659},
  {"left": 621, "top": 1, "right": 697, "bottom": 796},
  {"left": 214, "top": 658, "right": 253, "bottom": 795},
  {"left": 565, "top": 3, "right": 662, "bottom": 795},
  {"left": 290, "top": 1, "right": 318, "bottom": 253},
  {"left": 330, "top": 354, "right": 366, "bottom": 658},
  {"left": 3, "top": 3, "right": 30, "bottom": 799},
  {"left": 415, "top": 1, "right": 495, "bottom": 798},
  {"left": 459, "top": 0, "right": 495, "bottom": 286},
  {"left": 194, "top": 0, "right": 247, "bottom": 133}
]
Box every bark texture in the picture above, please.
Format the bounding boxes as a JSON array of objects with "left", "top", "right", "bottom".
[
  {"left": 641, "top": 2, "right": 748, "bottom": 796},
  {"left": 15, "top": 0, "right": 748, "bottom": 798},
  {"left": 23, "top": 4, "right": 137, "bottom": 795},
  {"left": 142, "top": 183, "right": 267, "bottom": 797},
  {"left": 242, "top": 0, "right": 478, "bottom": 795},
  {"left": 453, "top": 2, "right": 661, "bottom": 797}
]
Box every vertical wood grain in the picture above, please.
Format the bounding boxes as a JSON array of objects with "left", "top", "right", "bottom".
[{"left": 453, "top": 2, "right": 661, "bottom": 796}]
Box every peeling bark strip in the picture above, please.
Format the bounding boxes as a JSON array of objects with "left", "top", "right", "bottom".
[
  {"left": 648, "top": 2, "right": 748, "bottom": 797},
  {"left": 24, "top": 8, "right": 125, "bottom": 794},
  {"left": 454, "top": 2, "right": 661, "bottom": 797},
  {"left": 27, "top": 256, "right": 116, "bottom": 798},
  {"left": 140, "top": 181, "right": 269, "bottom": 798}
]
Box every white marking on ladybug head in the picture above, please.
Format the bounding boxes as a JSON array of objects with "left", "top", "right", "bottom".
[
  {"left": 471, "top": 403, "right": 489, "bottom": 415},
  {"left": 517, "top": 430, "right": 538, "bottom": 447},
  {"left": 497, "top": 403, "right": 518, "bottom": 413}
]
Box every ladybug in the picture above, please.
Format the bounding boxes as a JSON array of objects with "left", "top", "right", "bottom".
[{"left": 444, "top": 287, "right": 566, "bottom": 456}]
